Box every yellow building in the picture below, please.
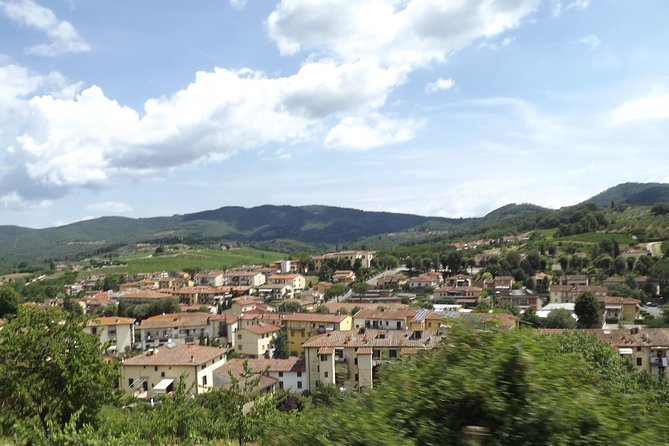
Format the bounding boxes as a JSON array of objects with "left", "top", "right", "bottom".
[
  {"left": 282, "top": 313, "right": 352, "bottom": 356},
  {"left": 236, "top": 323, "right": 281, "bottom": 358},
  {"left": 120, "top": 344, "right": 227, "bottom": 398}
]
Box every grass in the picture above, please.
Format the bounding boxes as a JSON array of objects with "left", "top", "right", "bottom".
[
  {"left": 553, "top": 232, "right": 635, "bottom": 245},
  {"left": 98, "top": 247, "right": 286, "bottom": 275}
]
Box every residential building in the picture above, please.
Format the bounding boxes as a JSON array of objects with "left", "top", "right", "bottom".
[
  {"left": 258, "top": 283, "right": 294, "bottom": 300},
  {"left": 268, "top": 274, "right": 306, "bottom": 292},
  {"left": 302, "top": 328, "right": 440, "bottom": 389},
  {"left": 313, "top": 250, "right": 376, "bottom": 271},
  {"left": 213, "top": 357, "right": 307, "bottom": 393},
  {"left": 492, "top": 276, "right": 514, "bottom": 290},
  {"left": 549, "top": 285, "right": 607, "bottom": 304},
  {"left": 408, "top": 273, "right": 443, "bottom": 289},
  {"left": 282, "top": 313, "right": 353, "bottom": 356},
  {"left": 352, "top": 308, "right": 416, "bottom": 330},
  {"left": 376, "top": 273, "right": 409, "bottom": 289},
  {"left": 140, "top": 312, "right": 213, "bottom": 350},
  {"left": 236, "top": 323, "right": 281, "bottom": 358},
  {"left": 433, "top": 285, "right": 484, "bottom": 307},
  {"left": 599, "top": 296, "right": 640, "bottom": 322},
  {"left": 84, "top": 316, "right": 136, "bottom": 353},
  {"left": 118, "top": 290, "right": 173, "bottom": 305},
  {"left": 120, "top": 344, "right": 227, "bottom": 398},
  {"left": 331, "top": 270, "right": 356, "bottom": 284},
  {"left": 194, "top": 270, "right": 227, "bottom": 287},
  {"left": 560, "top": 275, "right": 589, "bottom": 286},
  {"left": 496, "top": 289, "right": 542, "bottom": 311}
]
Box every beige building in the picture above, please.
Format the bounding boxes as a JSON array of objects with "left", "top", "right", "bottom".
[
  {"left": 302, "top": 328, "right": 440, "bottom": 390},
  {"left": 140, "top": 312, "right": 213, "bottom": 350},
  {"left": 84, "top": 316, "right": 136, "bottom": 353},
  {"left": 213, "top": 357, "right": 307, "bottom": 393},
  {"left": 120, "top": 344, "right": 227, "bottom": 398},
  {"left": 282, "top": 313, "right": 352, "bottom": 356},
  {"left": 236, "top": 323, "right": 281, "bottom": 358},
  {"left": 313, "top": 250, "right": 376, "bottom": 271},
  {"left": 268, "top": 274, "right": 306, "bottom": 292}
]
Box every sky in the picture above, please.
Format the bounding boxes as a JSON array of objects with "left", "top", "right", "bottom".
[{"left": 0, "top": 0, "right": 668, "bottom": 228}]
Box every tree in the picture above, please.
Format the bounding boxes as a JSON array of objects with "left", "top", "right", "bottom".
[
  {"left": 323, "top": 284, "right": 348, "bottom": 301},
  {"left": 0, "top": 285, "right": 21, "bottom": 317},
  {"left": 650, "top": 203, "right": 669, "bottom": 216},
  {"left": 575, "top": 292, "right": 602, "bottom": 328},
  {"left": 650, "top": 259, "right": 669, "bottom": 295},
  {"left": 352, "top": 282, "right": 371, "bottom": 295},
  {"left": 520, "top": 307, "right": 541, "bottom": 328},
  {"left": 0, "top": 306, "right": 117, "bottom": 437},
  {"left": 544, "top": 308, "right": 577, "bottom": 329},
  {"left": 278, "top": 300, "right": 303, "bottom": 313},
  {"left": 273, "top": 330, "right": 289, "bottom": 359},
  {"left": 314, "top": 305, "right": 330, "bottom": 314}
]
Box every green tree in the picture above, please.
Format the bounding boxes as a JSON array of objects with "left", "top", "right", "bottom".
[
  {"left": 0, "top": 306, "right": 117, "bottom": 437},
  {"left": 0, "top": 285, "right": 21, "bottom": 317},
  {"left": 323, "top": 284, "right": 348, "bottom": 301},
  {"left": 273, "top": 330, "right": 289, "bottom": 359},
  {"left": 278, "top": 300, "right": 303, "bottom": 313},
  {"left": 352, "top": 281, "right": 371, "bottom": 295},
  {"left": 314, "top": 305, "right": 330, "bottom": 314},
  {"left": 520, "top": 307, "right": 541, "bottom": 328},
  {"left": 544, "top": 308, "right": 577, "bottom": 329},
  {"left": 575, "top": 291, "right": 602, "bottom": 328},
  {"left": 650, "top": 259, "right": 669, "bottom": 295}
]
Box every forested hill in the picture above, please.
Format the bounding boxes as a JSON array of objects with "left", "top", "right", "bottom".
[
  {"left": 0, "top": 205, "right": 468, "bottom": 268},
  {"left": 1, "top": 182, "right": 668, "bottom": 269},
  {"left": 582, "top": 182, "right": 669, "bottom": 208}
]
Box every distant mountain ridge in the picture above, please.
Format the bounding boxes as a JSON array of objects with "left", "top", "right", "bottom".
[
  {"left": 582, "top": 182, "right": 669, "bottom": 208},
  {"left": 0, "top": 182, "right": 667, "bottom": 269}
]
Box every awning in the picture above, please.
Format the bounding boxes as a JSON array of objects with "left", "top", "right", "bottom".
[
  {"left": 153, "top": 378, "right": 174, "bottom": 392},
  {"left": 618, "top": 348, "right": 634, "bottom": 355}
]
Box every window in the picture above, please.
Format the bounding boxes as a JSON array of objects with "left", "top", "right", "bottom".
[
  {"left": 297, "top": 372, "right": 302, "bottom": 377},
  {"left": 128, "top": 378, "right": 134, "bottom": 388},
  {"left": 389, "top": 349, "right": 398, "bottom": 358},
  {"left": 154, "top": 366, "right": 158, "bottom": 372},
  {"left": 637, "top": 357, "right": 643, "bottom": 366},
  {"left": 202, "top": 365, "right": 206, "bottom": 370},
  {"left": 161, "top": 372, "right": 165, "bottom": 378},
  {"left": 354, "top": 358, "right": 358, "bottom": 366},
  {"left": 637, "top": 347, "right": 642, "bottom": 352},
  {"left": 320, "top": 355, "right": 328, "bottom": 362},
  {"left": 297, "top": 381, "right": 302, "bottom": 389},
  {"left": 202, "top": 375, "right": 207, "bottom": 386},
  {"left": 237, "top": 334, "right": 242, "bottom": 340},
  {"left": 279, "top": 381, "right": 284, "bottom": 389},
  {"left": 355, "top": 373, "right": 359, "bottom": 382},
  {"left": 324, "top": 371, "right": 329, "bottom": 378},
  {"left": 278, "top": 372, "right": 284, "bottom": 377}
]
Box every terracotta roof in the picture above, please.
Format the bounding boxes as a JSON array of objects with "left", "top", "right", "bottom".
[
  {"left": 353, "top": 309, "right": 416, "bottom": 320},
  {"left": 280, "top": 313, "right": 349, "bottom": 323},
  {"left": 241, "top": 323, "right": 281, "bottom": 335},
  {"left": 123, "top": 344, "right": 227, "bottom": 366},
  {"left": 545, "top": 328, "right": 669, "bottom": 348},
  {"left": 302, "top": 329, "right": 441, "bottom": 349},
  {"left": 318, "top": 346, "right": 334, "bottom": 354},
  {"left": 140, "top": 312, "right": 211, "bottom": 329},
  {"left": 119, "top": 290, "right": 172, "bottom": 300},
  {"left": 87, "top": 317, "right": 136, "bottom": 327},
  {"left": 357, "top": 347, "right": 372, "bottom": 355},
  {"left": 209, "top": 312, "right": 240, "bottom": 324},
  {"left": 216, "top": 357, "right": 305, "bottom": 374}
]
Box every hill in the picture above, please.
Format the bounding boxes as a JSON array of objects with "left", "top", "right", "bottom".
[
  {"left": 0, "top": 205, "right": 463, "bottom": 268},
  {"left": 0, "top": 226, "right": 34, "bottom": 241},
  {"left": 484, "top": 203, "right": 549, "bottom": 220},
  {"left": 583, "top": 182, "right": 669, "bottom": 208}
]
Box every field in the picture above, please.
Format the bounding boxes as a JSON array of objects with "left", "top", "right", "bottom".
[
  {"left": 97, "top": 247, "right": 286, "bottom": 275},
  {"left": 553, "top": 232, "right": 635, "bottom": 245}
]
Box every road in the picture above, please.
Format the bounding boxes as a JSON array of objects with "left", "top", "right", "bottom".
[{"left": 365, "top": 267, "right": 407, "bottom": 286}]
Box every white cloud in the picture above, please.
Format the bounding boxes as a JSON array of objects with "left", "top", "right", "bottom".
[
  {"left": 611, "top": 94, "right": 669, "bottom": 125},
  {"left": 325, "top": 114, "right": 421, "bottom": 150},
  {"left": 0, "top": 0, "right": 90, "bottom": 56},
  {"left": 551, "top": 0, "right": 591, "bottom": 17},
  {"left": 229, "top": 0, "right": 247, "bottom": 9},
  {"left": 86, "top": 201, "right": 134, "bottom": 213},
  {"left": 425, "top": 77, "right": 455, "bottom": 94},
  {"left": 267, "top": 0, "right": 539, "bottom": 67},
  {"left": 575, "top": 34, "right": 600, "bottom": 50}
]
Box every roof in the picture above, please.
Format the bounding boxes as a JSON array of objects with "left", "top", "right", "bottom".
[
  {"left": 209, "top": 311, "right": 240, "bottom": 324},
  {"left": 241, "top": 323, "right": 281, "bottom": 335},
  {"left": 140, "top": 312, "right": 211, "bottom": 329},
  {"left": 302, "top": 328, "right": 441, "bottom": 349},
  {"left": 545, "top": 328, "right": 669, "bottom": 348},
  {"left": 123, "top": 344, "right": 227, "bottom": 367},
  {"left": 119, "top": 290, "right": 172, "bottom": 300},
  {"left": 280, "top": 313, "right": 349, "bottom": 323},
  {"left": 353, "top": 309, "right": 416, "bottom": 320},
  {"left": 87, "top": 317, "right": 136, "bottom": 327}
]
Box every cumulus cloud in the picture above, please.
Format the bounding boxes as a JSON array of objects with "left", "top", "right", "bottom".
[
  {"left": 551, "top": 0, "right": 591, "bottom": 17},
  {"left": 0, "top": 0, "right": 90, "bottom": 56},
  {"left": 1, "top": 1, "right": 542, "bottom": 205},
  {"left": 325, "top": 114, "right": 422, "bottom": 150},
  {"left": 229, "top": 0, "right": 247, "bottom": 9},
  {"left": 611, "top": 93, "right": 669, "bottom": 125},
  {"left": 425, "top": 77, "right": 455, "bottom": 94},
  {"left": 86, "top": 201, "right": 134, "bottom": 213},
  {"left": 267, "top": 0, "right": 539, "bottom": 67}
]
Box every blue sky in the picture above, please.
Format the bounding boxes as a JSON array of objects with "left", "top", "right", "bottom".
[{"left": 1, "top": 0, "right": 668, "bottom": 228}]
